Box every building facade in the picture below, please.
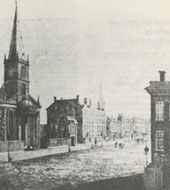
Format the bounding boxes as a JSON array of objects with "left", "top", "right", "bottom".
[
  {"left": 46, "top": 95, "right": 106, "bottom": 144},
  {"left": 106, "top": 117, "right": 121, "bottom": 139},
  {"left": 46, "top": 96, "right": 80, "bottom": 144},
  {"left": 82, "top": 98, "right": 106, "bottom": 143},
  {"left": 106, "top": 115, "right": 149, "bottom": 141},
  {"left": 121, "top": 118, "right": 133, "bottom": 140},
  {"left": 144, "top": 71, "right": 170, "bottom": 189},
  {"left": 132, "top": 118, "right": 150, "bottom": 140},
  {"left": 0, "top": 4, "right": 41, "bottom": 152},
  {"left": 145, "top": 71, "right": 170, "bottom": 164}
]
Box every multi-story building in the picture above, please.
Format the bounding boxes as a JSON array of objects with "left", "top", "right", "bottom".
[
  {"left": 121, "top": 118, "right": 132, "bottom": 140},
  {"left": 132, "top": 118, "right": 150, "bottom": 139},
  {"left": 106, "top": 115, "right": 150, "bottom": 141},
  {"left": 46, "top": 93, "right": 106, "bottom": 144},
  {"left": 106, "top": 117, "right": 121, "bottom": 139},
  {"left": 46, "top": 96, "right": 80, "bottom": 145},
  {"left": 144, "top": 71, "right": 170, "bottom": 189},
  {"left": 0, "top": 4, "right": 41, "bottom": 153},
  {"left": 82, "top": 98, "right": 106, "bottom": 143}
]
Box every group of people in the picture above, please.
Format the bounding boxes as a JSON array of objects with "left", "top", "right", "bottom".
[{"left": 114, "top": 142, "right": 124, "bottom": 149}]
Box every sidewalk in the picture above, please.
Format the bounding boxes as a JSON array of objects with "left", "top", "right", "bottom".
[
  {"left": 0, "top": 140, "right": 142, "bottom": 162},
  {"left": 0, "top": 143, "right": 92, "bottom": 162}
]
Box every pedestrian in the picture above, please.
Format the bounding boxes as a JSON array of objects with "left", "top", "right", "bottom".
[
  {"left": 115, "top": 142, "right": 118, "bottom": 148},
  {"left": 137, "top": 138, "right": 139, "bottom": 144},
  {"left": 95, "top": 138, "right": 97, "bottom": 147},
  {"left": 68, "top": 142, "right": 71, "bottom": 152}
]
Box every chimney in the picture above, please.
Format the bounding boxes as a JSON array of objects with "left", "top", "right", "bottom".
[
  {"left": 76, "top": 95, "right": 79, "bottom": 102},
  {"left": 159, "top": 71, "right": 166, "bottom": 82},
  {"left": 54, "top": 96, "right": 57, "bottom": 102},
  {"left": 84, "top": 98, "right": 87, "bottom": 104}
]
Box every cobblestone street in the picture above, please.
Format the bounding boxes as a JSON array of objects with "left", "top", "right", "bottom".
[{"left": 0, "top": 141, "right": 149, "bottom": 190}]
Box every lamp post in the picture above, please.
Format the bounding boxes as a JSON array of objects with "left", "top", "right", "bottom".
[{"left": 144, "top": 145, "right": 149, "bottom": 167}]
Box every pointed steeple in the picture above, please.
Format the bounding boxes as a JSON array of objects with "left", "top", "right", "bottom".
[
  {"left": 8, "top": 2, "right": 18, "bottom": 59},
  {"left": 8, "top": 1, "right": 25, "bottom": 60},
  {"left": 97, "top": 83, "right": 105, "bottom": 110},
  {"left": 37, "top": 95, "right": 40, "bottom": 103}
]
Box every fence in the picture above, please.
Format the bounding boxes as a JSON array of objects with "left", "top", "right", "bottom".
[
  {"left": 48, "top": 138, "right": 71, "bottom": 147},
  {"left": 0, "top": 141, "right": 24, "bottom": 152}
]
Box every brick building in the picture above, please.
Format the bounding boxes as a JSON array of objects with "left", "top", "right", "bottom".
[
  {"left": 46, "top": 96, "right": 81, "bottom": 144},
  {"left": 0, "top": 4, "right": 41, "bottom": 152},
  {"left": 144, "top": 71, "right": 170, "bottom": 189},
  {"left": 46, "top": 95, "right": 106, "bottom": 144}
]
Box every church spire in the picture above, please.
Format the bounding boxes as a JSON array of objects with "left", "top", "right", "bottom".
[
  {"left": 97, "top": 83, "right": 105, "bottom": 110},
  {"left": 8, "top": 2, "right": 18, "bottom": 59},
  {"left": 8, "top": 1, "right": 25, "bottom": 60}
]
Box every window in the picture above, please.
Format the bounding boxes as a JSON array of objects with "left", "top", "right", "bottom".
[
  {"left": 8, "top": 111, "right": 13, "bottom": 140},
  {"left": 21, "top": 66, "right": 26, "bottom": 78},
  {"left": 156, "top": 131, "right": 164, "bottom": 151},
  {"left": 21, "top": 83, "right": 26, "bottom": 95},
  {"left": 155, "top": 101, "right": 164, "bottom": 121}
]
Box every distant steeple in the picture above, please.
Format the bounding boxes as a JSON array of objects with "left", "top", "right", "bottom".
[
  {"left": 97, "top": 83, "right": 105, "bottom": 110},
  {"left": 8, "top": 1, "right": 25, "bottom": 60},
  {"left": 37, "top": 95, "right": 40, "bottom": 103}
]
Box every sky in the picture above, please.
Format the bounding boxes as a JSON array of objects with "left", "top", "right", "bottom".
[{"left": 1, "top": 0, "right": 170, "bottom": 123}]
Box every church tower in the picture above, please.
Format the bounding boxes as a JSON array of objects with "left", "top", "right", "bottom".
[
  {"left": 0, "top": 2, "right": 41, "bottom": 153},
  {"left": 4, "top": 2, "right": 29, "bottom": 101}
]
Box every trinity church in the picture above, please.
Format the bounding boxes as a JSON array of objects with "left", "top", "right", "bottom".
[{"left": 0, "top": 4, "right": 41, "bottom": 151}]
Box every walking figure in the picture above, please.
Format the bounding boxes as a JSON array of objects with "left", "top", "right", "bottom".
[
  {"left": 115, "top": 142, "right": 118, "bottom": 148},
  {"left": 95, "top": 138, "right": 97, "bottom": 147},
  {"left": 68, "top": 143, "right": 71, "bottom": 152}
]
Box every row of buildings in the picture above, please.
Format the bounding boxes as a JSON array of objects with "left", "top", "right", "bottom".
[
  {"left": 42, "top": 96, "right": 150, "bottom": 147},
  {"left": 45, "top": 95, "right": 106, "bottom": 146},
  {"left": 106, "top": 116, "right": 150, "bottom": 141}
]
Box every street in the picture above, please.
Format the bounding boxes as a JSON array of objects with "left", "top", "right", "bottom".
[{"left": 0, "top": 141, "right": 149, "bottom": 190}]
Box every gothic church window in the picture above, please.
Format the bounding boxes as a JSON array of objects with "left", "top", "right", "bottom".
[
  {"left": 21, "top": 83, "right": 26, "bottom": 95},
  {"left": 8, "top": 111, "right": 13, "bottom": 140},
  {"left": 21, "top": 66, "right": 26, "bottom": 78},
  {"left": 155, "top": 101, "right": 164, "bottom": 121}
]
